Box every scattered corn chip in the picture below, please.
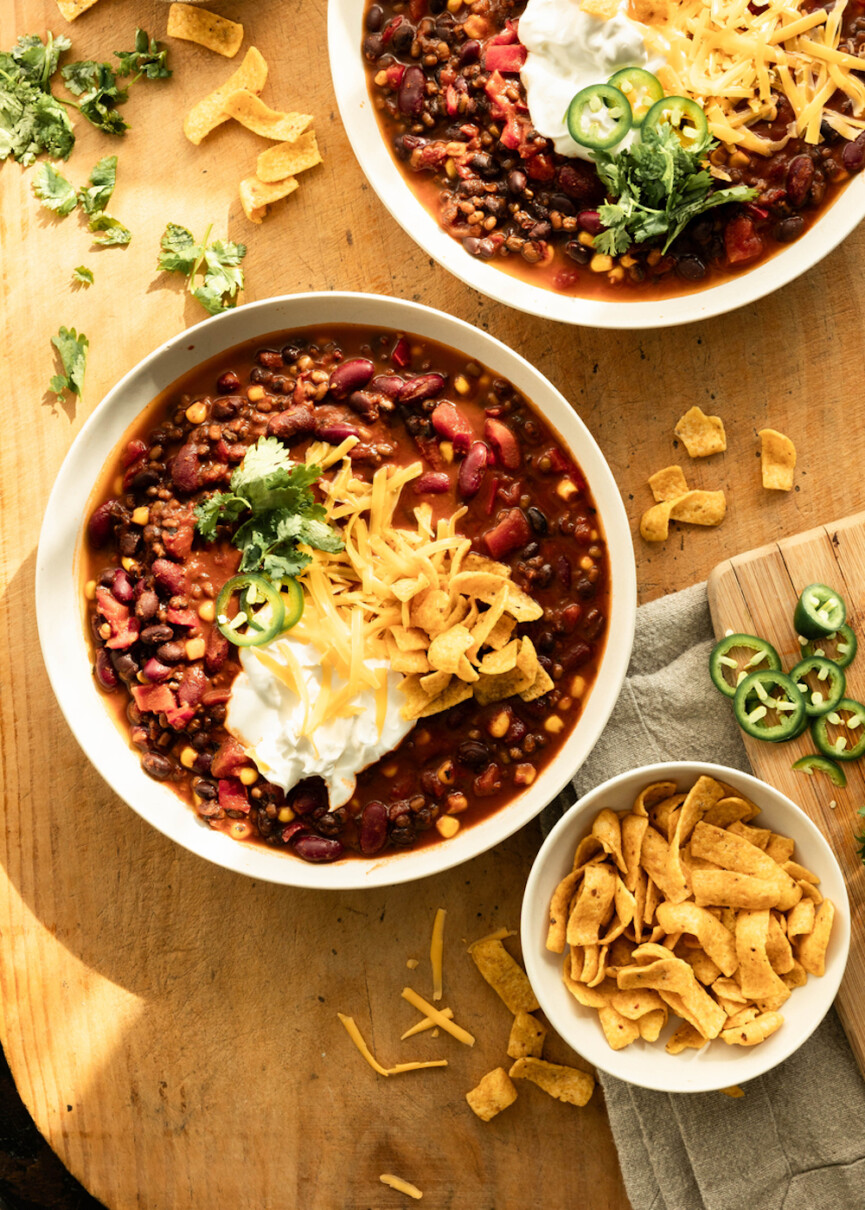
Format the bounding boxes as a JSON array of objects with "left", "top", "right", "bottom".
[
  {"left": 470, "top": 939, "right": 539, "bottom": 1014},
  {"left": 509, "top": 1057, "right": 595, "bottom": 1107},
  {"left": 224, "top": 90, "right": 313, "bottom": 141},
  {"left": 466, "top": 1068, "right": 518, "bottom": 1121},
  {"left": 183, "top": 47, "right": 268, "bottom": 145},
  {"left": 675, "top": 406, "right": 727, "bottom": 457},
  {"left": 257, "top": 131, "right": 322, "bottom": 182},
  {"left": 56, "top": 0, "right": 101, "bottom": 19},
  {"left": 649, "top": 464, "right": 689, "bottom": 502},
  {"left": 239, "top": 174, "right": 298, "bottom": 224},
  {"left": 168, "top": 4, "right": 244, "bottom": 57},
  {"left": 507, "top": 1011, "right": 547, "bottom": 1060},
  {"left": 759, "top": 428, "right": 796, "bottom": 491}
]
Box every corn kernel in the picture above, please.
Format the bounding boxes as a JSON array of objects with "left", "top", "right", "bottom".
[
  {"left": 121, "top": 556, "right": 136, "bottom": 572},
  {"left": 374, "top": 69, "right": 388, "bottom": 87},
  {"left": 84, "top": 579, "right": 97, "bottom": 600},
  {"left": 136, "top": 671, "right": 148, "bottom": 683},
  {"left": 436, "top": 815, "right": 460, "bottom": 839},
  {"left": 556, "top": 478, "right": 579, "bottom": 501},
  {"left": 113, "top": 475, "right": 124, "bottom": 495},
  {"left": 439, "top": 440, "right": 454, "bottom": 464},
  {"left": 580, "top": 555, "right": 593, "bottom": 571},
  {"left": 446, "top": 793, "right": 468, "bottom": 815},
  {"left": 590, "top": 253, "right": 613, "bottom": 273},
  {"left": 198, "top": 600, "right": 216, "bottom": 623},
  {"left": 445, "top": 157, "right": 457, "bottom": 179},
  {"left": 647, "top": 249, "right": 663, "bottom": 266},
  {"left": 454, "top": 375, "right": 471, "bottom": 395},
  {"left": 620, "top": 254, "right": 637, "bottom": 268},
  {"left": 570, "top": 675, "right": 586, "bottom": 698},
  {"left": 247, "top": 384, "right": 265, "bottom": 402},
  {"left": 132, "top": 506, "right": 150, "bottom": 526},
  {"left": 488, "top": 710, "right": 510, "bottom": 738},
  {"left": 238, "top": 766, "right": 259, "bottom": 786},
  {"left": 415, "top": 729, "right": 431, "bottom": 745},
  {"left": 608, "top": 266, "right": 625, "bottom": 283},
  {"left": 230, "top": 821, "right": 253, "bottom": 841},
  {"left": 558, "top": 696, "right": 573, "bottom": 712},
  {"left": 99, "top": 622, "right": 111, "bottom": 640},
  {"left": 186, "top": 637, "right": 206, "bottom": 661},
  {"left": 577, "top": 231, "right": 595, "bottom": 248},
  {"left": 186, "top": 401, "right": 208, "bottom": 425},
  {"left": 729, "top": 150, "right": 750, "bottom": 168},
  {"left": 382, "top": 763, "right": 398, "bottom": 778},
  {"left": 180, "top": 747, "right": 197, "bottom": 769},
  {"left": 545, "top": 716, "right": 565, "bottom": 734},
  {"left": 447, "top": 0, "right": 463, "bottom": 11},
  {"left": 514, "top": 763, "right": 536, "bottom": 786},
  {"left": 277, "top": 806, "right": 295, "bottom": 824}
]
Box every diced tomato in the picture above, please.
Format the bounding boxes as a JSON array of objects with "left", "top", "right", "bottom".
[
  {"left": 391, "top": 336, "right": 411, "bottom": 368},
  {"left": 211, "top": 737, "right": 248, "bottom": 778},
  {"left": 131, "top": 682, "right": 177, "bottom": 716},
  {"left": 445, "top": 84, "right": 459, "bottom": 116},
  {"left": 408, "top": 0, "right": 427, "bottom": 19},
  {"left": 484, "top": 417, "right": 521, "bottom": 470},
  {"left": 484, "top": 43, "right": 527, "bottom": 73},
  {"left": 165, "top": 703, "right": 196, "bottom": 731},
  {"left": 484, "top": 508, "right": 531, "bottom": 559},
  {"left": 725, "top": 214, "right": 764, "bottom": 265},
  {"left": 162, "top": 523, "right": 195, "bottom": 560},
  {"left": 381, "top": 14, "right": 403, "bottom": 45},
  {"left": 121, "top": 439, "right": 147, "bottom": 469},
  {"left": 526, "top": 154, "right": 556, "bottom": 182},
  {"left": 96, "top": 587, "right": 140, "bottom": 650},
  {"left": 487, "top": 19, "right": 519, "bottom": 45},
  {"left": 385, "top": 63, "right": 405, "bottom": 89},
  {"left": 178, "top": 664, "right": 207, "bottom": 708},
  {"left": 166, "top": 607, "right": 199, "bottom": 630},
  {"left": 218, "top": 777, "right": 250, "bottom": 815}
]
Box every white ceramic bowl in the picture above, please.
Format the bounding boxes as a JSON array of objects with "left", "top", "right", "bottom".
[
  {"left": 521, "top": 761, "right": 850, "bottom": 1092},
  {"left": 37, "top": 292, "right": 636, "bottom": 890},
  {"left": 328, "top": 1, "right": 865, "bottom": 330}
]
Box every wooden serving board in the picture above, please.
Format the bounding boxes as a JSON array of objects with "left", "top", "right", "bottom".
[{"left": 708, "top": 513, "right": 865, "bottom": 1072}]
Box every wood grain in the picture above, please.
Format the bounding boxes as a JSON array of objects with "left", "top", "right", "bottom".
[
  {"left": 3, "top": 0, "right": 865, "bottom": 1205},
  {"left": 708, "top": 513, "right": 865, "bottom": 1073}
]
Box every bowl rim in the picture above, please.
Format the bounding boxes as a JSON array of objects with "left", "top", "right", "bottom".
[
  {"left": 520, "top": 760, "right": 851, "bottom": 1092},
  {"left": 328, "top": 0, "right": 865, "bottom": 331},
  {"left": 36, "top": 290, "right": 637, "bottom": 891}
]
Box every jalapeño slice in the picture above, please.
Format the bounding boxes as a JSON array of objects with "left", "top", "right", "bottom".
[
  {"left": 791, "top": 754, "right": 847, "bottom": 788},
  {"left": 811, "top": 698, "right": 865, "bottom": 762},
  {"left": 793, "top": 583, "right": 847, "bottom": 639},
  {"left": 709, "top": 632, "right": 781, "bottom": 699},
  {"left": 607, "top": 67, "right": 664, "bottom": 124},
  {"left": 790, "top": 656, "right": 846, "bottom": 717},
  {"left": 733, "top": 670, "right": 806, "bottom": 742},
  {"left": 643, "top": 95, "right": 709, "bottom": 149},
  {"left": 216, "top": 573, "right": 289, "bottom": 647},
  {"left": 802, "top": 623, "right": 858, "bottom": 669},
  {"left": 567, "top": 83, "right": 633, "bottom": 150}
]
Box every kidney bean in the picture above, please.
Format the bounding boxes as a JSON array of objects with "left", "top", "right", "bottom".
[
  {"left": 458, "top": 38, "right": 481, "bottom": 65},
  {"left": 205, "top": 628, "right": 229, "bottom": 675},
  {"left": 474, "top": 763, "right": 503, "bottom": 796},
  {"left": 88, "top": 499, "right": 119, "bottom": 548},
  {"left": 216, "top": 371, "right": 241, "bottom": 394},
  {"left": 577, "top": 210, "right": 603, "bottom": 235},
  {"left": 484, "top": 508, "right": 531, "bottom": 560},
  {"left": 457, "top": 440, "right": 488, "bottom": 499},
  {"left": 212, "top": 396, "right": 241, "bottom": 419},
  {"left": 316, "top": 421, "right": 360, "bottom": 444},
  {"left": 563, "top": 642, "right": 592, "bottom": 672},
  {"left": 843, "top": 134, "right": 865, "bottom": 172},
  {"left": 371, "top": 373, "right": 404, "bottom": 398},
  {"left": 329, "top": 357, "right": 375, "bottom": 398},
  {"left": 505, "top": 718, "right": 527, "bottom": 745},
  {"left": 484, "top": 417, "right": 520, "bottom": 469},
  {"left": 292, "top": 833, "right": 344, "bottom": 862},
  {"left": 111, "top": 569, "right": 134, "bottom": 604},
  {"left": 457, "top": 740, "right": 491, "bottom": 769},
  {"left": 178, "top": 664, "right": 207, "bottom": 707},
  {"left": 786, "top": 155, "right": 815, "bottom": 207},
  {"left": 359, "top": 800, "right": 388, "bottom": 855},
  {"left": 290, "top": 781, "right": 328, "bottom": 816},
  {"left": 558, "top": 162, "right": 604, "bottom": 203},
  {"left": 152, "top": 558, "right": 186, "bottom": 597},
  {"left": 157, "top": 641, "right": 186, "bottom": 664},
  {"left": 398, "top": 373, "right": 446, "bottom": 403},
  {"left": 267, "top": 403, "right": 316, "bottom": 441},
  {"left": 141, "top": 752, "right": 173, "bottom": 781},
  {"left": 170, "top": 443, "right": 202, "bottom": 493},
  {"left": 431, "top": 401, "right": 472, "bottom": 452},
  {"left": 142, "top": 657, "right": 172, "bottom": 682},
  {"left": 257, "top": 350, "right": 283, "bottom": 371},
  {"left": 413, "top": 471, "right": 450, "bottom": 494},
  {"left": 398, "top": 65, "right": 425, "bottom": 116},
  {"left": 94, "top": 649, "right": 119, "bottom": 691},
  {"left": 557, "top": 555, "right": 572, "bottom": 590}
]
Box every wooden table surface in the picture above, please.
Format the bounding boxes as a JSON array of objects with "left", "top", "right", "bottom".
[{"left": 2, "top": 1, "right": 865, "bottom": 1207}]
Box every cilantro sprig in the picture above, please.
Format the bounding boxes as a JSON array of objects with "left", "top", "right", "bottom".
[
  {"left": 32, "top": 160, "right": 77, "bottom": 214},
  {"left": 0, "top": 32, "right": 75, "bottom": 165},
  {"left": 592, "top": 124, "right": 758, "bottom": 257},
  {"left": 195, "top": 438, "right": 344, "bottom": 582},
  {"left": 72, "top": 265, "right": 93, "bottom": 287},
  {"left": 49, "top": 326, "right": 88, "bottom": 399},
  {"left": 114, "top": 28, "right": 171, "bottom": 82},
  {"left": 61, "top": 28, "right": 169, "bottom": 137},
  {"left": 158, "top": 222, "right": 247, "bottom": 315},
  {"left": 31, "top": 154, "right": 130, "bottom": 244}
]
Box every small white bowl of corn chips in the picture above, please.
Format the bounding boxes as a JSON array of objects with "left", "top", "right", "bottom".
[{"left": 521, "top": 763, "right": 850, "bottom": 1093}]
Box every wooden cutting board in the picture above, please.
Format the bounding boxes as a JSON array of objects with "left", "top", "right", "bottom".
[{"left": 708, "top": 513, "right": 865, "bottom": 1071}]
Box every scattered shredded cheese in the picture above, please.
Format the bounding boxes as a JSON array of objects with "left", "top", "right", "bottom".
[
  {"left": 430, "top": 907, "right": 446, "bottom": 1002},
  {"left": 337, "top": 1013, "right": 448, "bottom": 1077},
  {"left": 401, "top": 1007, "right": 456, "bottom": 1040},
  {"left": 380, "top": 1174, "right": 423, "bottom": 1200},
  {"left": 401, "top": 988, "right": 476, "bottom": 1046}
]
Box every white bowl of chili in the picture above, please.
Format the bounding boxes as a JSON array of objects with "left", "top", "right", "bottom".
[
  {"left": 521, "top": 762, "right": 850, "bottom": 1092},
  {"left": 37, "top": 292, "right": 636, "bottom": 890},
  {"left": 329, "top": 0, "right": 865, "bottom": 330}
]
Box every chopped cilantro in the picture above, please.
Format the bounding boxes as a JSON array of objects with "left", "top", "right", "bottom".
[
  {"left": 856, "top": 806, "right": 865, "bottom": 866},
  {"left": 0, "top": 32, "right": 75, "bottom": 165},
  {"left": 78, "top": 154, "right": 116, "bottom": 214},
  {"left": 114, "top": 28, "right": 171, "bottom": 82},
  {"left": 89, "top": 211, "right": 131, "bottom": 245},
  {"left": 61, "top": 60, "right": 128, "bottom": 136},
  {"left": 592, "top": 124, "right": 758, "bottom": 257},
  {"left": 195, "top": 437, "right": 344, "bottom": 582},
  {"left": 157, "top": 222, "right": 247, "bottom": 314},
  {"left": 31, "top": 160, "right": 77, "bottom": 214},
  {"left": 50, "top": 326, "right": 88, "bottom": 398},
  {"left": 72, "top": 265, "right": 93, "bottom": 286}
]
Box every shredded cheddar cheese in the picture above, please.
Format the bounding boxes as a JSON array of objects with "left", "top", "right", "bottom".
[
  {"left": 379, "top": 1174, "right": 423, "bottom": 1200},
  {"left": 336, "top": 1013, "right": 448, "bottom": 1077},
  {"left": 401, "top": 988, "right": 476, "bottom": 1046},
  {"left": 430, "top": 907, "right": 447, "bottom": 1002},
  {"left": 637, "top": 0, "right": 865, "bottom": 153}
]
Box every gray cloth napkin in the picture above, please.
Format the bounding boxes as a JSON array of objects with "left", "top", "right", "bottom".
[{"left": 542, "top": 582, "right": 865, "bottom": 1210}]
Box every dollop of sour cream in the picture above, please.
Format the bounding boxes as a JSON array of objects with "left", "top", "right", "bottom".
[
  {"left": 519, "top": 0, "right": 665, "bottom": 161},
  {"left": 226, "top": 637, "right": 414, "bottom": 808}
]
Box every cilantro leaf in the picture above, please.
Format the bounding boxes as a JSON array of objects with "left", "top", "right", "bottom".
[
  {"left": 72, "top": 265, "right": 93, "bottom": 286},
  {"left": 78, "top": 154, "right": 116, "bottom": 214},
  {"left": 158, "top": 223, "right": 247, "bottom": 314},
  {"left": 50, "top": 326, "right": 88, "bottom": 398},
  {"left": 61, "top": 60, "right": 128, "bottom": 135},
  {"left": 114, "top": 28, "right": 171, "bottom": 81},
  {"left": 89, "top": 211, "right": 131, "bottom": 245},
  {"left": 592, "top": 123, "right": 758, "bottom": 255},
  {"left": 31, "top": 160, "right": 77, "bottom": 215},
  {"left": 0, "top": 33, "right": 75, "bottom": 165},
  {"left": 194, "top": 438, "right": 343, "bottom": 583}
]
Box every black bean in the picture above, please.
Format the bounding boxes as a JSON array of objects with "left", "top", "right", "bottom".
[
  {"left": 675, "top": 255, "right": 707, "bottom": 282},
  {"left": 366, "top": 4, "right": 384, "bottom": 31},
  {"left": 507, "top": 169, "right": 527, "bottom": 195},
  {"left": 773, "top": 216, "right": 805, "bottom": 242},
  {"left": 141, "top": 624, "right": 174, "bottom": 645},
  {"left": 156, "top": 641, "right": 186, "bottom": 663},
  {"left": 141, "top": 752, "right": 173, "bottom": 781},
  {"left": 457, "top": 740, "right": 491, "bottom": 769},
  {"left": 526, "top": 507, "right": 548, "bottom": 534}
]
